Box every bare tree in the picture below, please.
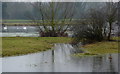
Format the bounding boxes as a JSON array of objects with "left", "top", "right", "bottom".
[
  {"left": 104, "top": 1, "right": 118, "bottom": 40},
  {"left": 28, "top": 2, "right": 76, "bottom": 37},
  {"left": 73, "top": 8, "right": 106, "bottom": 44},
  {"left": 118, "top": 1, "right": 120, "bottom": 36}
]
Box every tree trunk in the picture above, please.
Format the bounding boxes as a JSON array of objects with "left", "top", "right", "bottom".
[{"left": 107, "top": 22, "right": 112, "bottom": 41}]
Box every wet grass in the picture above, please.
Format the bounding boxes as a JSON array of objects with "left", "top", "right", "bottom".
[
  {"left": 2, "top": 37, "right": 71, "bottom": 57},
  {"left": 73, "top": 53, "right": 98, "bottom": 57},
  {"left": 75, "top": 41, "right": 118, "bottom": 57},
  {"left": 111, "top": 37, "right": 120, "bottom": 41},
  {"left": 83, "top": 41, "right": 118, "bottom": 54},
  {"left": 74, "top": 37, "right": 119, "bottom": 56},
  {"left": 0, "top": 38, "right": 2, "bottom": 57},
  {"left": 1, "top": 19, "right": 87, "bottom": 26}
]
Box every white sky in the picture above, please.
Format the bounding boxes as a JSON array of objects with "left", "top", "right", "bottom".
[{"left": 0, "top": 0, "right": 119, "bottom": 2}]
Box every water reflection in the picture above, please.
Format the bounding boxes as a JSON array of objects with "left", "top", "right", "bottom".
[{"left": 2, "top": 44, "right": 118, "bottom": 72}]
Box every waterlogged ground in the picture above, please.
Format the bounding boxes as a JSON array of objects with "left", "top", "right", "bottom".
[
  {"left": 2, "top": 37, "right": 71, "bottom": 57},
  {"left": 2, "top": 44, "right": 118, "bottom": 72}
]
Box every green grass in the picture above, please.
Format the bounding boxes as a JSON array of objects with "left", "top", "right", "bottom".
[
  {"left": 2, "top": 20, "right": 33, "bottom": 21},
  {"left": 74, "top": 41, "right": 118, "bottom": 57},
  {"left": 1, "top": 19, "right": 87, "bottom": 26},
  {"left": 2, "top": 37, "right": 71, "bottom": 57},
  {"left": 83, "top": 41, "right": 118, "bottom": 53},
  {"left": 111, "top": 37, "right": 120, "bottom": 41},
  {"left": 0, "top": 38, "right": 2, "bottom": 57},
  {"left": 73, "top": 53, "right": 98, "bottom": 57},
  {"left": 2, "top": 37, "right": 119, "bottom": 57},
  {"left": 74, "top": 37, "right": 119, "bottom": 57}
]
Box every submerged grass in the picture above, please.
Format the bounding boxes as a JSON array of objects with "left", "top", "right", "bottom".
[{"left": 2, "top": 37, "right": 71, "bottom": 57}]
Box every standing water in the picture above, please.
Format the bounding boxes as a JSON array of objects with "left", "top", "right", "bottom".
[
  {"left": 1, "top": 26, "right": 40, "bottom": 37},
  {"left": 1, "top": 26, "right": 73, "bottom": 37},
  {"left": 2, "top": 44, "right": 118, "bottom": 72}
]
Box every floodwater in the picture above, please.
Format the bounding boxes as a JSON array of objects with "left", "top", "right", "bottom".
[
  {"left": 1, "top": 32, "right": 39, "bottom": 37},
  {"left": 1, "top": 26, "right": 73, "bottom": 37},
  {"left": 2, "top": 44, "right": 118, "bottom": 72},
  {"left": 1, "top": 26, "right": 40, "bottom": 37}
]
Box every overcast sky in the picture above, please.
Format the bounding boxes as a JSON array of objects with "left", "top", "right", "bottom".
[{"left": 0, "top": 0, "right": 119, "bottom": 2}]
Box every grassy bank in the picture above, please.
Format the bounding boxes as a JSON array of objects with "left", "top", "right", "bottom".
[
  {"left": 74, "top": 40, "right": 119, "bottom": 56},
  {"left": 2, "top": 37, "right": 71, "bottom": 57},
  {"left": 1, "top": 19, "right": 87, "bottom": 26},
  {"left": 2, "top": 37, "right": 119, "bottom": 57}
]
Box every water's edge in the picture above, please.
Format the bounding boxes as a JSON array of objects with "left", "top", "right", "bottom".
[{"left": 1, "top": 43, "right": 118, "bottom": 72}]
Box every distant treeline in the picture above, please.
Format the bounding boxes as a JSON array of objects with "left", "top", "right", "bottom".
[
  {"left": 2, "top": 2, "right": 105, "bottom": 20},
  {"left": 1, "top": 19, "right": 90, "bottom": 26}
]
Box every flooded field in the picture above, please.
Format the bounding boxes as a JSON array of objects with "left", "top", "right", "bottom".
[
  {"left": 1, "top": 26, "right": 73, "bottom": 37},
  {"left": 2, "top": 44, "right": 118, "bottom": 72},
  {"left": 1, "top": 26, "right": 39, "bottom": 37}
]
